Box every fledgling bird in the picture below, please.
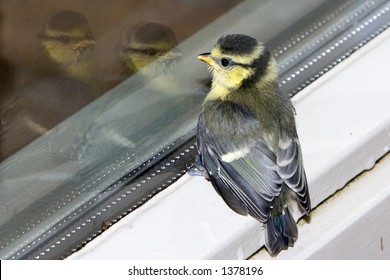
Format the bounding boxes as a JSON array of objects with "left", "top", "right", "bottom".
[
  {"left": 37, "top": 10, "right": 101, "bottom": 94},
  {"left": 120, "top": 22, "right": 184, "bottom": 95},
  {"left": 0, "top": 11, "right": 101, "bottom": 161},
  {"left": 195, "top": 34, "right": 311, "bottom": 256}
]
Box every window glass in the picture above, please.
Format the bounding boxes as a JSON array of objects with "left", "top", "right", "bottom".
[{"left": 1, "top": 0, "right": 388, "bottom": 259}]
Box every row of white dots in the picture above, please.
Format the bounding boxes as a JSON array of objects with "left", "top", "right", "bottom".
[
  {"left": 280, "top": 5, "right": 388, "bottom": 87},
  {"left": 30, "top": 143, "right": 196, "bottom": 259}
]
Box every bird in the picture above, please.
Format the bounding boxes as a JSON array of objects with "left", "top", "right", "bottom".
[
  {"left": 36, "top": 10, "right": 101, "bottom": 95},
  {"left": 112, "top": 22, "right": 204, "bottom": 150},
  {"left": 120, "top": 22, "right": 184, "bottom": 95},
  {"left": 195, "top": 34, "right": 311, "bottom": 256},
  {"left": 0, "top": 11, "right": 101, "bottom": 161}
]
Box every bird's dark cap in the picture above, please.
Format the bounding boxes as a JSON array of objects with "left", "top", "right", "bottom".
[
  {"left": 126, "top": 22, "right": 178, "bottom": 48},
  {"left": 216, "top": 34, "right": 259, "bottom": 55},
  {"left": 43, "top": 10, "right": 93, "bottom": 36}
]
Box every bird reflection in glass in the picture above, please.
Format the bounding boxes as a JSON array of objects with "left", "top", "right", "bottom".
[
  {"left": 37, "top": 10, "right": 101, "bottom": 95},
  {"left": 0, "top": 10, "right": 102, "bottom": 161},
  {"left": 120, "top": 22, "right": 185, "bottom": 96}
]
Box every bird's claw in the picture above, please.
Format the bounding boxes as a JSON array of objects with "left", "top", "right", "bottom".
[{"left": 188, "top": 155, "right": 209, "bottom": 179}]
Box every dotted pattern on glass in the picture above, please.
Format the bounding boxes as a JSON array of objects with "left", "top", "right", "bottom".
[
  {"left": 8, "top": 137, "right": 197, "bottom": 259},
  {"left": 278, "top": 0, "right": 390, "bottom": 96}
]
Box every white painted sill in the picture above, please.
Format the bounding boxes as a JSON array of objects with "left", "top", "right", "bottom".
[{"left": 68, "top": 28, "right": 390, "bottom": 260}]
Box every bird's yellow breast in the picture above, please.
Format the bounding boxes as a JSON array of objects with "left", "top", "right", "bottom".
[{"left": 205, "top": 65, "right": 254, "bottom": 101}]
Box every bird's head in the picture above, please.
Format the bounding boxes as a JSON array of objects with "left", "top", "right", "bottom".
[
  {"left": 198, "top": 34, "right": 278, "bottom": 100},
  {"left": 38, "top": 10, "right": 96, "bottom": 65},
  {"left": 121, "top": 22, "right": 182, "bottom": 76}
]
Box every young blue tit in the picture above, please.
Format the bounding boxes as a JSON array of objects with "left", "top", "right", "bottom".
[
  {"left": 121, "top": 22, "right": 182, "bottom": 76},
  {"left": 37, "top": 10, "right": 100, "bottom": 92},
  {"left": 196, "top": 34, "right": 311, "bottom": 256},
  {"left": 0, "top": 11, "right": 102, "bottom": 160},
  {"left": 120, "top": 22, "right": 185, "bottom": 95}
]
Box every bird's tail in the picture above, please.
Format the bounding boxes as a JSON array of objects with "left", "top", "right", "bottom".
[{"left": 264, "top": 206, "right": 298, "bottom": 257}]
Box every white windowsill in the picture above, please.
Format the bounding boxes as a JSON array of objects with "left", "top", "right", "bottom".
[
  {"left": 251, "top": 152, "right": 390, "bottom": 259},
  {"left": 68, "top": 28, "right": 390, "bottom": 260}
]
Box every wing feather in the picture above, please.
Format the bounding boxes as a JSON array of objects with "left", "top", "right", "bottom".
[
  {"left": 277, "top": 131, "right": 311, "bottom": 213},
  {"left": 197, "top": 114, "right": 282, "bottom": 222},
  {"left": 197, "top": 107, "right": 311, "bottom": 223}
]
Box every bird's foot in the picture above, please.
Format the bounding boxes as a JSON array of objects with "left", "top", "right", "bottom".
[{"left": 188, "top": 155, "right": 209, "bottom": 179}]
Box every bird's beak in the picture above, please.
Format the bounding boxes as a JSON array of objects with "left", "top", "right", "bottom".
[
  {"left": 197, "top": 53, "right": 213, "bottom": 64},
  {"left": 72, "top": 38, "right": 96, "bottom": 50}
]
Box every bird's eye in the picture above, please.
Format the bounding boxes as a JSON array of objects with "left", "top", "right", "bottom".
[
  {"left": 58, "top": 35, "right": 71, "bottom": 44},
  {"left": 144, "top": 48, "right": 158, "bottom": 56},
  {"left": 220, "top": 58, "right": 232, "bottom": 67}
]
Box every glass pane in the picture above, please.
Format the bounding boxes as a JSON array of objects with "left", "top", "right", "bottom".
[
  {"left": 0, "top": 0, "right": 242, "bottom": 258},
  {"left": 1, "top": 0, "right": 388, "bottom": 259}
]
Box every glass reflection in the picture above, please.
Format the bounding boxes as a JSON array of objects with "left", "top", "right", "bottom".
[
  {"left": 120, "top": 22, "right": 188, "bottom": 97},
  {"left": 1, "top": 10, "right": 103, "bottom": 160},
  {"left": 68, "top": 21, "right": 204, "bottom": 163},
  {"left": 37, "top": 10, "right": 101, "bottom": 96},
  {"left": 0, "top": 0, "right": 241, "bottom": 258},
  {"left": 121, "top": 22, "right": 181, "bottom": 76},
  {"left": 0, "top": 1, "right": 242, "bottom": 162}
]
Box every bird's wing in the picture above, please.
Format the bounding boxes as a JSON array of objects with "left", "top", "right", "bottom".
[
  {"left": 197, "top": 115, "right": 311, "bottom": 223},
  {"left": 197, "top": 114, "right": 283, "bottom": 222},
  {"left": 276, "top": 131, "right": 311, "bottom": 214}
]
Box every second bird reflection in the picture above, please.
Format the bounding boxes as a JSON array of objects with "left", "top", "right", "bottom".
[
  {"left": 89, "top": 22, "right": 203, "bottom": 154},
  {"left": 120, "top": 22, "right": 187, "bottom": 97}
]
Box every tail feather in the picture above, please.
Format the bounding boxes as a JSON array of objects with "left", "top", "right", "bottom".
[{"left": 264, "top": 206, "right": 298, "bottom": 256}]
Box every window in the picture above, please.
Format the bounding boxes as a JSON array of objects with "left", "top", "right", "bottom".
[{"left": 1, "top": 0, "right": 389, "bottom": 259}]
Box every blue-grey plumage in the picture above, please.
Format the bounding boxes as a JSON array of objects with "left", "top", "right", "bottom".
[{"left": 195, "top": 34, "right": 311, "bottom": 257}]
